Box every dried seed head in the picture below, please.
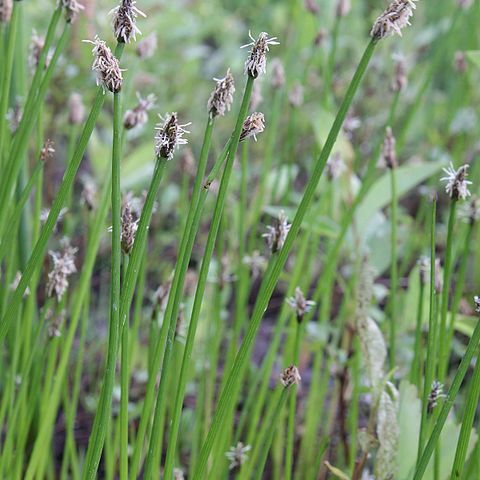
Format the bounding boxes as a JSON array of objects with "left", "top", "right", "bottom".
[
  {"left": 391, "top": 53, "right": 408, "bottom": 92},
  {"left": 110, "top": 0, "right": 146, "bottom": 43},
  {"left": 68, "top": 92, "right": 86, "bottom": 125},
  {"left": 241, "top": 31, "right": 279, "bottom": 78},
  {"left": 270, "top": 58, "right": 285, "bottom": 89},
  {"left": 84, "top": 36, "right": 123, "bottom": 93},
  {"left": 207, "top": 69, "right": 235, "bottom": 118},
  {"left": 0, "top": 0, "right": 12, "bottom": 23},
  {"left": 326, "top": 152, "right": 347, "bottom": 180},
  {"left": 440, "top": 163, "right": 471, "bottom": 200},
  {"left": 427, "top": 380, "right": 446, "bottom": 414},
  {"left": 375, "top": 382, "right": 399, "bottom": 480},
  {"left": 474, "top": 295, "right": 480, "bottom": 313},
  {"left": 239, "top": 112, "right": 265, "bottom": 142},
  {"left": 154, "top": 112, "right": 191, "bottom": 160},
  {"left": 304, "top": 0, "right": 320, "bottom": 15},
  {"left": 280, "top": 365, "right": 301, "bottom": 387},
  {"left": 80, "top": 176, "right": 97, "bottom": 211},
  {"left": 288, "top": 83, "right": 304, "bottom": 108},
  {"left": 380, "top": 127, "right": 397, "bottom": 169},
  {"left": 124, "top": 92, "right": 156, "bottom": 130},
  {"left": 59, "top": 0, "right": 85, "bottom": 23},
  {"left": 262, "top": 210, "right": 291, "bottom": 254},
  {"left": 459, "top": 196, "right": 480, "bottom": 224},
  {"left": 47, "top": 309, "right": 66, "bottom": 338},
  {"left": 249, "top": 80, "right": 263, "bottom": 111},
  {"left": 336, "top": 0, "right": 351, "bottom": 17},
  {"left": 370, "top": 0, "right": 417, "bottom": 41},
  {"left": 46, "top": 239, "right": 77, "bottom": 302},
  {"left": 457, "top": 0, "right": 473, "bottom": 8},
  {"left": 10, "top": 272, "right": 30, "bottom": 298},
  {"left": 225, "top": 442, "right": 251, "bottom": 471},
  {"left": 29, "top": 31, "right": 51, "bottom": 73},
  {"left": 243, "top": 250, "right": 267, "bottom": 279},
  {"left": 40, "top": 139, "right": 55, "bottom": 162},
  {"left": 286, "top": 287, "right": 316, "bottom": 322},
  {"left": 454, "top": 51, "right": 467, "bottom": 73},
  {"left": 136, "top": 32, "right": 157, "bottom": 59},
  {"left": 120, "top": 203, "right": 139, "bottom": 254}
]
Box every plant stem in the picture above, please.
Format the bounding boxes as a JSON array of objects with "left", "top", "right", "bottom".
[
  {"left": 438, "top": 199, "right": 457, "bottom": 381},
  {"left": 120, "top": 254, "right": 130, "bottom": 480},
  {"left": 0, "top": 1, "right": 20, "bottom": 166},
  {"left": 285, "top": 322, "right": 301, "bottom": 480},
  {"left": 389, "top": 166, "right": 398, "bottom": 370},
  {"left": 157, "top": 76, "right": 254, "bottom": 480},
  {"left": 0, "top": 41, "right": 125, "bottom": 344},
  {"left": 82, "top": 153, "right": 166, "bottom": 480},
  {"left": 192, "top": 39, "right": 377, "bottom": 480},
  {"left": 129, "top": 119, "right": 217, "bottom": 478},
  {"left": 417, "top": 198, "right": 437, "bottom": 462},
  {"left": 413, "top": 314, "right": 480, "bottom": 480}
]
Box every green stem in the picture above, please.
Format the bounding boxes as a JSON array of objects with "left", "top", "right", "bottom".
[
  {"left": 82, "top": 153, "right": 166, "bottom": 480},
  {"left": 192, "top": 39, "right": 377, "bottom": 480},
  {"left": 0, "top": 1, "right": 20, "bottom": 165},
  {"left": 254, "top": 387, "right": 291, "bottom": 480},
  {"left": 417, "top": 198, "right": 438, "bottom": 463},
  {"left": 0, "top": 20, "right": 69, "bottom": 235},
  {"left": 129, "top": 119, "right": 217, "bottom": 478},
  {"left": 389, "top": 166, "right": 398, "bottom": 370},
  {"left": 285, "top": 323, "right": 302, "bottom": 480},
  {"left": 413, "top": 314, "right": 480, "bottom": 480},
  {"left": 157, "top": 76, "right": 254, "bottom": 480},
  {"left": 0, "top": 40, "right": 124, "bottom": 344},
  {"left": 438, "top": 199, "right": 457, "bottom": 381},
  {"left": 120, "top": 254, "right": 130, "bottom": 480}
]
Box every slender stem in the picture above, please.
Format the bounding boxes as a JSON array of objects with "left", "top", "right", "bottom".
[
  {"left": 0, "top": 1, "right": 20, "bottom": 165},
  {"left": 158, "top": 76, "right": 254, "bottom": 480},
  {"left": 438, "top": 199, "right": 457, "bottom": 381},
  {"left": 285, "top": 323, "right": 302, "bottom": 480},
  {"left": 129, "top": 119, "right": 217, "bottom": 478},
  {"left": 450, "top": 353, "right": 480, "bottom": 479},
  {"left": 254, "top": 387, "right": 291, "bottom": 480},
  {"left": 192, "top": 39, "right": 377, "bottom": 480},
  {"left": 0, "top": 21, "right": 70, "bottom": 235},
  {"left": 389, "top": 166, "right": 398, "bottom": 370},
  {"left": 120, "top": 254, "right": 130, "bottom": 480},
  {"left": 410, "top": 280, "right": 425, "bottom": 387},
  {"left": 0, "top": 38, "right": 123, "bottom": 344},
  {"left": 82, "top": 154, "right": 166, "bottom": 480},
  {"left": 417, "top": 198, "right": 437, "bottom": 462},
  {"left": 413, "top": 315, "right": 480, "bottom": 480}
]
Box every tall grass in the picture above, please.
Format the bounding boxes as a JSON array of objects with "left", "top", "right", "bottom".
[{"left": 1, "top": 0, "right": 480, "bottom": 479}]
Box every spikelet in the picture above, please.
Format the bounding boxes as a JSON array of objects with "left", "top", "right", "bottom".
[
  {"left": 207, "top": 69, "right": 235, "bottom": 118},
  {"left": 370, "top": 0, "right": 418, "bottom": 40},
  {"left": 241, "top": 31, "right": 279, "bottom": 78},
  {"left": 84, "top": 36, "right": 123, "bottom": 93}
]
